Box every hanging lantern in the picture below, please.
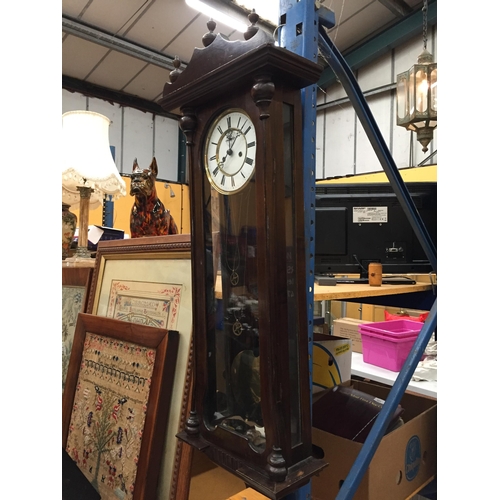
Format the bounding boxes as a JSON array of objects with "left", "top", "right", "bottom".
[{"left": 396, "top": 0, "right": 437, "bottom": 153}]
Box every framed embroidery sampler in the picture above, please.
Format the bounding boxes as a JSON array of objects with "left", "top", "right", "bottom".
[
  {"left": 62, "top": 266, "right": 94, "bottom": 392},
  {"left": 86, "top": 234, "right": 194, "bottom": 500},
  {"left": 62, "top": 313, "right": 179, "bottom": 500}
]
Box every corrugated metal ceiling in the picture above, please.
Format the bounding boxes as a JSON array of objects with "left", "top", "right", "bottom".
[{"left": 62, "top": 0, "right": 428, "bottom": 109}]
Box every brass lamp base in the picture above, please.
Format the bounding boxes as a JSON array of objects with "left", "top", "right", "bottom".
[{"left": 75, "top": 245, "right": 92, "bottom": 259}]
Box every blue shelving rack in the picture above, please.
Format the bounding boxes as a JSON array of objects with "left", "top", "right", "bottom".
[{"left": 277, "top": 1, "right": 437, "bottom": 499}]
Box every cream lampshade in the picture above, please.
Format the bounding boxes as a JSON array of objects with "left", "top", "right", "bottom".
[{"left": 62, "top": 110, "right": 126, "bottom": 258}]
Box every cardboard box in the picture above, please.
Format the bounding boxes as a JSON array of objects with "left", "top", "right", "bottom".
[
  {"left": 189, "top": 449, "right": 246, "bottom": 500},
  {"left": 333, "top": 317, "right": 372, "bottom": 353},
  {"left": 311, "top": 380, "right": 437, "bottom": 500},
  {"left": 313, "top": 316, "right": 330, "bottom": 335},
  {"left": 313, "top": 323, "right": 330, "bottom": 335},
  {"left": 312, "top": 333, "right": 352, "bottom": 394}
]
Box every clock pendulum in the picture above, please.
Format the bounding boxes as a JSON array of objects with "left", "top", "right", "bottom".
[
  {"left": 223, "top": 197, "right": 241, "bottom": 287},
  {"left": 231, "top": 307, "right": 242, "bottom": 336},
  {"left": 222, "top": 184, "right": 252, "bottom": 289}
]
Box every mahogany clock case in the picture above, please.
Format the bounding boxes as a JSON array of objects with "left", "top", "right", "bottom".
[{"left": 160, "top": 21, "right": 325, "bottom": 499}]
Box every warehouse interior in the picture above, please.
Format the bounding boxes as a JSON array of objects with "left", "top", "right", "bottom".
[{"left": 2, "top": 0, "right": 490, "bottom": 498}]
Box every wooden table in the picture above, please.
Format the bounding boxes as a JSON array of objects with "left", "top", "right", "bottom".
[
  {"left": 62, "top": 257, "right": 96, "bottom": 268},
  {"left": 216, "top": 274, "right": 434, "bottom": 308},
  {"left": 313, "top": 281, "right": 433, "bottom": 301},
  {"left": 227, "top": 488, "right": 270, "bottom": 500}
]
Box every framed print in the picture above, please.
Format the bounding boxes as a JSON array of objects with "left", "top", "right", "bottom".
[
  {"left": 62, "top": 266, "right": 94, "bottom": 392},
  {"left": 86, "top": 234, "right": 194, "bottom": 500},
  {"left": 62, "top": 313, "right": 179, "bottom": 500},
  {"left": 105, "top": 280, "right": 182, "bottom": 329}
]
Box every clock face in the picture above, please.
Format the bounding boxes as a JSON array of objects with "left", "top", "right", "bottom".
[{"left": 204, "top": 108, "right": 257, "bottom": 195}]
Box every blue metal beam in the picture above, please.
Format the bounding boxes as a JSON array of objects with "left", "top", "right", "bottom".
[
  {"left": 317, "top": 0, "right": 437, "bottom": 88},
  {"left": 278, "top": 0, "right": 327, "bottom": 498}
]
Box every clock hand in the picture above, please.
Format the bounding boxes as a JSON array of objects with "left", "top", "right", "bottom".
[
  {"left": 226, "top": 131, "right": 242, "bottom": 156},
  {"left": 230, "top": 131, "right": 241, "bottom": 148},
  {"left": 224, "top": 130, "right": 235, "bottom": 156}
]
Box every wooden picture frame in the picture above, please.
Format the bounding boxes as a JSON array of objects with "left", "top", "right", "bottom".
[
  {"left": 86, "top": 234, "right": 194, "bottom": 500},
  {"left": 62, "top": 265, "right": 94, "bottom": 392},
  {"left": 62, "top": 313, "right": 179, "bottom": 500}
]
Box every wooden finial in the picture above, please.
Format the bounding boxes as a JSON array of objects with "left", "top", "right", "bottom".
[
  {"left": 251, "top": 75, "right": 275, "bottom": 119},
  {"left": 202, "top": 19, "right": 217, "bottom": 47},
  {"left": 169, "top": 56, "right": 182, "bottom": 83},
  {"left": 244, "top": 10, "right": 259, "bottom": 40}
]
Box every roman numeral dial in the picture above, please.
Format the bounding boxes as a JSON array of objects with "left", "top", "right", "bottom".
[{"left": 204, "top": 108, "right": 257, "bottom": 195}]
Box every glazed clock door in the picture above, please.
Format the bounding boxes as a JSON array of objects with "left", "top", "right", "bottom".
[
  {"left": 202, "top": 139, "right": 263, "bottom": 450},
  {"left": 199, "top": 98, "right": 303, "bottom": 455}
]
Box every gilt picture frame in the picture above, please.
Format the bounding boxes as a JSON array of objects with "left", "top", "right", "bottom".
[
  {"left": 62, "top": 313, "right": 179, "bottom": 500},
  {"left": 86, "top": 234, "right": 194, "bottom": 500}
]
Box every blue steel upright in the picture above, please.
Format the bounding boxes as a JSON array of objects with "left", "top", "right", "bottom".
[{"left": 277, "top": 1, "right": 334, "bottom": 499}]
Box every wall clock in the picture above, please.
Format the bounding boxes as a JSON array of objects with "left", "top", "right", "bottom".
[
  {"left": 204, "top": 108, "right": 257, "bottom": 195},
  {"left": 159, "top": 14, "right": 326, "bottom": 500}
]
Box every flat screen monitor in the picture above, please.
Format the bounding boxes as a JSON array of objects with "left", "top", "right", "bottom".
[{"left": 314, "top": 182, "right": 437, "bottom": 278}]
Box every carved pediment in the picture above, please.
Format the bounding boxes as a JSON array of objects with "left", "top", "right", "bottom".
[{"left": 159, "top": 18, "right": 322, "bottom": 113}]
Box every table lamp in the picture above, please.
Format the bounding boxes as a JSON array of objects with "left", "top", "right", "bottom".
[{"left": 62, "top": 110, "right": 126, "bottom": 258}]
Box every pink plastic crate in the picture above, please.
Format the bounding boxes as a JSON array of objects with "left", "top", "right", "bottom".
[
  {"left": 358, "top": 320, "right": 423, "bottom": 372},
  {"left": 360, "top": 319, "right": 423, "bottom": 339}
]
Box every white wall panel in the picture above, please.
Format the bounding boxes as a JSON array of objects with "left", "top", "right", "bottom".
[
  {"left": 322, "top": 104, "right": 356, "bottom": 179},
  {"left": 392, "top": 103, "right": 413, "bottom": 168},
  {"left": 62, "top": 89, "right": 86, "bottom": 113},
  {"left": 316, "top": 108, "right": 325, "bottom": 179},
  {"left": 121, "top": 107, "right": 154, "bottom": 175},
  {"left": 394, "top": 36, "right": 423, "bottom": 80},
  {"left": 87, "top": 97, "right": 124, "bottom": 172},
  {"left": 357, "top": 52, "right": 392, "bottom": 92},
  {"left": 322, "top": 80, "right": 347, "bottom": 103},
  {"left": 355, "top": 93, "right": 392, "bottom": 174},
  {"left": 153, "top": 115, "right": 179, "bottom": 181}
]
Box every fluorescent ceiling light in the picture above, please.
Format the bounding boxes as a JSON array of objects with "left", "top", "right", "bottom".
[
  {"left": 186, "top": 0, "right": 249, "bottom": 33},
  {"left": 235, "top": 1, "right": 279, "bottom": 25}
]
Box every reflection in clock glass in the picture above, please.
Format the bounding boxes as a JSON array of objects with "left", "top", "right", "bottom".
[
  {"left": 220, "top": 349, "right": 264, "bottom": 451},
  {"left": 230, "top": 350, "right": 261, "bottom": 420},
  {"left": 203, "top": 114, "right": 265, "bottom": 452}
]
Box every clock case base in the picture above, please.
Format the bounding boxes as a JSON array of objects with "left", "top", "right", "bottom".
[{"left": 177, "top": 430, "right": 327, "bottom": 500}]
